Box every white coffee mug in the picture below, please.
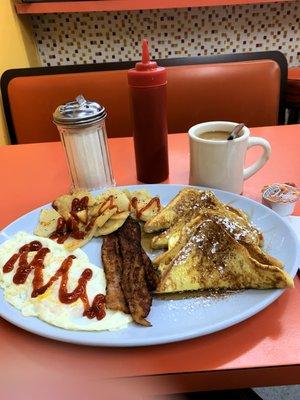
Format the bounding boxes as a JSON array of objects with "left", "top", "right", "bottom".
[{"left": 188, "top": 121, "right": 271, "bottom": 194}]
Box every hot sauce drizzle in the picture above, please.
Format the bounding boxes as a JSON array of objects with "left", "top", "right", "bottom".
[
  {"left": 71, "top": 196, "right": 89, "bottom": 212},
  {"left": 130, "top": 197, "right": 161, "bottom": 219},
  {"left": 50, "top": 197, "right": 88, "bottom": 243},
  {"left": 2, "top": 241, "right": 106, "bottom": 320},
  {"left": 84, "top": 196, "right": 117, "bottom": 233},
  {"left": 98, "top": 195, "right": 116, "bottom": 214},
  {"left": 50, "top": 217, "right": 69, "bottom": 244},
  {"left": 50, "top": 194, "right": 160, "bottom": 244},
  {"left": 50, "top": 196, "right": 119, "bottom": 244}
]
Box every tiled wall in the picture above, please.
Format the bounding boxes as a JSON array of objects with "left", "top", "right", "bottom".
[{"left": 31, "top": 2, "right": 300, "bottom": 67}]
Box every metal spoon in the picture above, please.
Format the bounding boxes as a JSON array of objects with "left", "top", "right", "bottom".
[{"left": 227, "top": 123, "right": 245, "bottom": 140}]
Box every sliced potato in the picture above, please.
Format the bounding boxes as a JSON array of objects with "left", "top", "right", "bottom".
[
  {"left": 34, "top": 209, "right": 61, "bottom": 237},
  {"left": 126, "top": 189, "right": 152, "bottom": 201},
  {"left": 95, "top": 206, "right": 118, "bottom": 229},
  {"left": 95, "top": 217, "right": 127, "bottom": 236},
  {"left": 63, "top": 222, "right": 98, "bottom": 252},
  {"left": 128, "top": 190, "right": 162, "bottom": 221},
  {"left": 96, "top": 189, "right": 130, "bottom": 213},
  {"left": 110, "top": 211, "right": 130, "bottom": 221},
  {"left": 53, "top": 191, "right": 96, "bottom": 215},
  {"left": 35, "top": 188, "right": 162, "bottom": 249},
  {"left": 139, "top": 200, "right": 162, "bottom": 222},
  {"left": 76, "top": 209, "right": 88, "bottom": 224}
]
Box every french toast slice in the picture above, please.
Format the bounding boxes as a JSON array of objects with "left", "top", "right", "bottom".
[
  {"left": 144, "top": 188, "right": 225, "bottom": 233},
  {"left": 155, "top": 219, "right": 293, "bottom": 293},
  {"left": 151, "top": 208, "right": 263, "bottom": 251}
]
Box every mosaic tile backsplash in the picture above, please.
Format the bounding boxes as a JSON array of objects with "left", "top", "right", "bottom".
[{"left": 31, "top": 2, "right": 300, "bottom": 67}]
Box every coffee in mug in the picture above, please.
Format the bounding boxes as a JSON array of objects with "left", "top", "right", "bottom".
[
  {"left": 197, "top": 131, "right": 232, "bottom": 141},
  {"left": 188, "top": 121, "right": 271, "bottom": 194}
]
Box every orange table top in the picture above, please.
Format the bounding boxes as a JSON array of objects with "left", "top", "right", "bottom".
[{"left": 1, "top": 125, "right": 300, "bottom": 397}]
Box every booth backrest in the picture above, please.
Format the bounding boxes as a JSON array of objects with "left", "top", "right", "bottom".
[{"left": 1, "top": 52, "right": 287, "bottom": 144}]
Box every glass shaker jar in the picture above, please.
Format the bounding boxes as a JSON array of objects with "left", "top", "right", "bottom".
[{"left": 53, "top": 95, "right": 115, "bottom": 190}]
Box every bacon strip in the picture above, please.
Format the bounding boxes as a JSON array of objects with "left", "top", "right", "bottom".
[
  {"left": 117, "top": 218, "right": 153, "bottom": 326},
  {"left": 141, "top": 244, "right": 160, "bottom": 292},
  {"left": 102, "top": 217, "right": 158, "bottom": 326},
  {"left": 101, "top": 234, "right": 129, "bottom": 314}
]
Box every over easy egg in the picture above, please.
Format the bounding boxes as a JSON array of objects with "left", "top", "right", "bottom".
[{"left": 0, "top": 231, "right": 132, "bottom": 331}]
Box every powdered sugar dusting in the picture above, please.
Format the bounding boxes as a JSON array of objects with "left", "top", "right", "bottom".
[
  {"left": 212, "top": 215, "right": 260, "bottom": 244},
  {"left": 155, "top": 290, "right": 240, "bottom": 316}
]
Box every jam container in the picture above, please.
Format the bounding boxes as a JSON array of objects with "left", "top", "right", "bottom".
[
  {"left": 53, "top": 95, "right": 115, "bottom": 190},
  {"left": 262, "top": 183, "right": 300, "bottom": 216}
]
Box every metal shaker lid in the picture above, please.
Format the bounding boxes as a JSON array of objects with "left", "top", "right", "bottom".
[{"left": 53, "top": 95, "right": 107, "bottom": 126}]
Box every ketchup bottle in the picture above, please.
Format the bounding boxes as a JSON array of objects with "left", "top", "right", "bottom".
[{"left": 128, "top": 39, "right": 169, "bottom": 183}]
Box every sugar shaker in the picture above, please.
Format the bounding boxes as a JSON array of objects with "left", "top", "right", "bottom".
[{"left": 53, "top": 95, "right": 115, "bottom": 190}]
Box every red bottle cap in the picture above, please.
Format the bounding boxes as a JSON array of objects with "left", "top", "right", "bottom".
[{"left": 128, "top": 39, "right": 167, "bottom": 87}]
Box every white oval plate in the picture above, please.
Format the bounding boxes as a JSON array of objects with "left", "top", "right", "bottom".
[{"left": 0, "top": 184, "right": 299, "bottom": 347}]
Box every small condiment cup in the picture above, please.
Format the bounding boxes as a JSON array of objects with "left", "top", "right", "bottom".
[
  {"left": 262, "top": 183, "right": 300, "bottom": 216},
  {"left": 262, "top": 199, "right": 296, "bottom": 216}
]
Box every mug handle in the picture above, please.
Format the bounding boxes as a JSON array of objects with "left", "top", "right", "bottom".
[{"left": 243, "top": 136, "right": 271, "bottom": 180}]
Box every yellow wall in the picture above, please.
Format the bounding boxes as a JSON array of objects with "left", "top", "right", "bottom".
[{"left": 0, "top": 0, "right": 40, "bottom": 145}]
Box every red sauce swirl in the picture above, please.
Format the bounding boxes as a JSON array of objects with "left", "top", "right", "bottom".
[
  {"left": 50, "top": 196, "right": 118, "bottom": 244},
  {"left": 3, "top": 241, "right": 106, "bottom": 320},
  {"left": 50, "top": 214, "right": 85, "bottom": 244},
  {"left": 98, "top": 195, "right": 116, "bottom": 213},
  {"left": 71, "top": 196, "right": 89, "bottom": 212},
  {"left": 130, "top": 196, "right": 161, "bottom": 219}
]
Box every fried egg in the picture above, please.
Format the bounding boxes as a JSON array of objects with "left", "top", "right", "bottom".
[{"left": 0, "top": 231, "right": 132, "bottom": 331}]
